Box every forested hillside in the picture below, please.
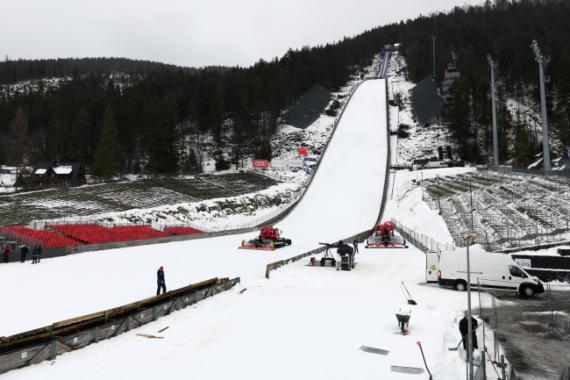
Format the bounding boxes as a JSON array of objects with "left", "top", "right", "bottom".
[
  {"left": 0, "top": 57, "right": 200, "bottom": 84},
  {"left": 399, "top": 0, "right": 570, "bottom": 165},
  {"left": 1, "top": 0, "right": 569, "bottom": 176}
]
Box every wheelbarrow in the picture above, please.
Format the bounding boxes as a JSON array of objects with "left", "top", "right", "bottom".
[{"left": 396, "top": 311, "right": 411, "bottom": 335}]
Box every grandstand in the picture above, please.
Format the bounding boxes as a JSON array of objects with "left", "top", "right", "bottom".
[
  {"left": 163, "top": 226, "right": 204, "bottom": 236},
  {"left": 0, "top": 173, "right": 278, "bottom": 226},
  {"left": 0, "top": 226, "right": 81, "bottom": 248},
  {"left": 424, "top": 170, "right": 570, "bottom": 250},
  {"left": 0, "top": 223, "right": 206, "bottom": 251}
]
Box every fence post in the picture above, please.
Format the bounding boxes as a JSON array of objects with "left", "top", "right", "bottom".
[
  {"left": 48, "top": 336, "right": 56, "bottom": 360},
  {"left": 481, "top": 350, "right": 487, "bottom": 380}
]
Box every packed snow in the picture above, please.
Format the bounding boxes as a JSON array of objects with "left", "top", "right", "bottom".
[
  {"left": 1, "top": 73, "right": 495, "bottom": 379},
  {"left": 0, "top": 79, "right": 388, "bottom": 336},
  {"left": 384, "top": 167, "right": 475, "bottom": 245}
]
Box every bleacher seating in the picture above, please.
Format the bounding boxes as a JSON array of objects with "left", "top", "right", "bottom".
[
  {"left": 107, "top": 226, "right": 170, "bottom": 241},
  {"left": 424, "top": 170, "right": 570, "bottom": 250},
  {"left": 1, "top": 226, "right": 81, "bottom": 248},
  {"left": 164, "top": 226, "right": 204, "bottom": 236},
  {"left": 50, "top": 224, "right": 170, "bottom": 243},
  {"left": 49, "top": 224, "right": 117, "bottom": 244},
  {"left": 1, "top": 223, "right": 207, "bottom": 250}
]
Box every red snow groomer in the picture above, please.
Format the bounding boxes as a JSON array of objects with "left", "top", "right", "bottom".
[
  {"left": 365, "top": 221, "right": 408, "bottom": 248},
  {"left": 240, "top": 225, "right": 292, "bottom": 251}
]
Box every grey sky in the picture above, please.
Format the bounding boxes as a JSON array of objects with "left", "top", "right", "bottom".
[{"left": 2, "top": 0, "right": 482, "bottom": 68}]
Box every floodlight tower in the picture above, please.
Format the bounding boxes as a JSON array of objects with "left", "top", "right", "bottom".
[
  {"left": 531, "top": 40, "right": 551, "bottom": 174},
  {"left": 487, "top": 55, "right": 499, "bottom": 167}
]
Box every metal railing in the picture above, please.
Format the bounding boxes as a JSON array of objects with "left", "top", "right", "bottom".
[{"left": 391, "top": 219, "right": 455, "bottom": 253}]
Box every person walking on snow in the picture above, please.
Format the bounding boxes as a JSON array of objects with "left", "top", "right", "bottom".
[
  {"left": 32, "top": 245, "right": 42, "bottom": 264},
  {"left": 459, "top": 311, "right": 479, "bottom": 356},
  {"left": 20, "top": 244, "right": 29, "bottom": 263},
  {"left": 353, "top": 239, "right": 359, "bottom": 253},
  {"left": 156, "top": 266, "right": 166, "bottom": 295}
]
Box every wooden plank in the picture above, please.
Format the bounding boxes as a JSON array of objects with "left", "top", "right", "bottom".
[{"left": 136, "top": 333, "right": 164, "bottom": 339}]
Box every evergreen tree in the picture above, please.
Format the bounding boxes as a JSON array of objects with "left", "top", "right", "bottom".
[
  {"left": 68, "top": 107, "right": 91, "bottom": 163},
  {"left": 6, "top": 107, "right": 29, "bottom": 171},
  {"left": 145, "top": 97, "right": 179, "bottom": 174},
  {"left": 92, "top": 109, "right": 120, "bottom": 178},
  {"left": 512, "top": 123, "right": 535, "bottom": 167}
]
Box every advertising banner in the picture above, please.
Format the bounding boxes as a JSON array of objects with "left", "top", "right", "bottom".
[{"left": 252, "top": 159, "right": 269, "bottom": 169}]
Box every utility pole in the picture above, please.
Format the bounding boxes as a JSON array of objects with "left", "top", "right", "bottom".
[
  {"left": 531, "top": 40, "right": 551, "bottom": 174},
  {"left": 466, "top": 179, "right": 475, "bottom": 380},
  {"left": 431, "top": 35, "right": 436, "bottom": 79},
  {"left": 487, "top": 55, "right": 499, "bottom": 168}
]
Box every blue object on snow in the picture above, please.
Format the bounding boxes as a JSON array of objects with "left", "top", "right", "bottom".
[{"left": 304, "top": 167, "right": 313, "bottom": 174}]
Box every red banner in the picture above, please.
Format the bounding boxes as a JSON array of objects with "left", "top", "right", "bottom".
[{"left": 252, "top": 159, "right": 269, "bottom": 169}]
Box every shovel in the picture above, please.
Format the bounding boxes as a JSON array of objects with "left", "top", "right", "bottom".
[
  {"left": 401, "top": 281, "right": 417, "bottom": 305},
  {"left": 448, "top": 339, "right": 462, "bottom": 351}
]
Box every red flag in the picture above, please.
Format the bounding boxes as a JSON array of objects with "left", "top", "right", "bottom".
[{"left": 297, "top": 147, "right": 308, "bottom": 157}]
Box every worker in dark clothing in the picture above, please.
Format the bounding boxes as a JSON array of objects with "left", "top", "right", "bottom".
[
  {"left": 156, "top": 266, "right": 166, "bottom": 295},
  {"left": 32, "top": 245, "right": 42, "bottom": 264},
  {"left": 353, "top": 239, "right": 359, "bottom": 253},
  {"left": 3, "top": 244, "right": 12, "bottom": 263},
  {"left": 459, "top": 311, "right": 479, "bottom": 356},
  {"left": 20, "top": 244, "right": 29, "bottom": 263}
]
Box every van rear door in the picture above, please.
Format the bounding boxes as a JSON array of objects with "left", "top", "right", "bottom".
[{"left": 426, "top": 251, "right": 439, "bottom": 283}]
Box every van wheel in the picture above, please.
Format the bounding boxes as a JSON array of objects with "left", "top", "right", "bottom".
[
  {"left": 454, "top": 280, "right": 467, "bottom": 292},
  {"left": 520, "top": 285, "right": 535, "bottom": 298}
]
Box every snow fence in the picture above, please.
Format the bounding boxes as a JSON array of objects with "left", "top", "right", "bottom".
[{"left": 0, "top": 277, "right": 240, "bottom": 375}]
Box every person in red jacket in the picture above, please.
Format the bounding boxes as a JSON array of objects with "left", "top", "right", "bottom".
[{"left": 3, "top": 244, "right": 12, "bottom": 263}]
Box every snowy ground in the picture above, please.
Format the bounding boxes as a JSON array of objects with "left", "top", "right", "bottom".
[
  {"left": 0, "top": 75, "right": 493, "bottom": 379},
  {"left": 384, "top": 167, "right": 475, "bottom": 245},
  {"left": 0, "top": 79, "right": 387, "bottom": 336},
  {"left": 2, "top": 249, "right": 477, "bottom": 380}
]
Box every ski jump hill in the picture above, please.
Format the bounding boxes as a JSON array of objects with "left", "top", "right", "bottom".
[{"left": 0, "top": 79, "right": 397, "bottom": 378}]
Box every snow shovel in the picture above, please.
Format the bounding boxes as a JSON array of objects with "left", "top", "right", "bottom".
[
  {"left": 417, "top": 341, "right": 433, "bottom": 379},
  {"left": 448, "top": 339, "right": 462, "bottom": 351},
  {"left": 401, "top": 281, "right": 417, "bottom": 305}
]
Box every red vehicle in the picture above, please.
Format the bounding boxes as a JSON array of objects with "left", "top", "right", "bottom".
[
  {"left": 240, "top": 225, "right": 292, "bottom": 251},
  {"left": 365, "top": 221, "right": 407, "bottom": 248}
]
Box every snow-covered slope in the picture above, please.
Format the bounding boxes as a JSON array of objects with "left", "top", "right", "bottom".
[
  {"left": 1, "top": 77, "right": 482, "bottom": 380},
  {"left": 0, "top": 79, "right": 388, "bottom": 337}
]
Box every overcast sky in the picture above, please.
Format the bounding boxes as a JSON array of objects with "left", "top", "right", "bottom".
[{"left": 2, "top": 0, "right": 483, "bottom": 68}]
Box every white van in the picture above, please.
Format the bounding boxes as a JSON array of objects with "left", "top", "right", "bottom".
[{"left": 426, "top": 247, "right": 544, "bottom": 297}]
